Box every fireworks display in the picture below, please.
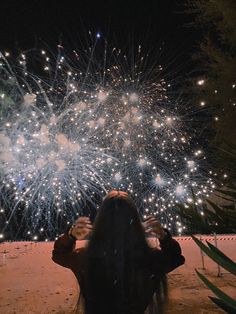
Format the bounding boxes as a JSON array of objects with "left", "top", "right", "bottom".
[{"left": 0, "top": 41, "right": 215, "bottom": 239}]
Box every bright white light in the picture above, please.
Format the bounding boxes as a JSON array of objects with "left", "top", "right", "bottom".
[
  {"left": 197, "top": 79, "right": 205, "bottom": 86},
  {"left": 23, "top": 94, "right": 36, "bottom": 106},
  {"left": 114, "top": 173, "right": 122, "bottom": 182},
  {"left": 187, "top": 160, "right": 195, "bottom": 168},
  {"left": 129, "top": 93, "right": 139, "bottom": 103},
  {"left": 97, "top": 91, "right": 108, "bottom": 102},
  {"left": 137, "top": 158, "right": 147, "bottom": 167},
  {"left": 153, "top": 121, "right": 161, "bottom": 129},
  {"left": 166, "top": 117, "right": 173, "bottom": 125},
  {"left": 154, "top": 174, "right": 165, "bottom": 187},
  {"left": 175, "top": 185, "right": 185, "bottom": 196}
]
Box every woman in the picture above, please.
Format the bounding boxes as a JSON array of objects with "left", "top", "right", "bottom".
[{"left": 52, "top": 190, "right": 185, "bottom": 313}]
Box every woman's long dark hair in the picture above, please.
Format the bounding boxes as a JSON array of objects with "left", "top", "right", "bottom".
[{"left": 85, "top": 191, "right": 155, "bottom": 314}]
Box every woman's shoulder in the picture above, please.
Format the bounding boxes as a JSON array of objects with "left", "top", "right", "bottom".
[{"left": 75, "top": 246, "right": 87, "bottom": 255}]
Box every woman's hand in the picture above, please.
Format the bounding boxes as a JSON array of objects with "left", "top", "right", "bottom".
[
  {"left": 69, "top": 217, "right": 93, "bottom": 240},
  {"left": 143, "top": 216, "right": 165, "bottom": 239}
]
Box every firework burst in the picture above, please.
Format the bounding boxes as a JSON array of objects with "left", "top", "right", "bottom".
[{"left": 0, "top": 44, "right": 214, "bottom": 239}]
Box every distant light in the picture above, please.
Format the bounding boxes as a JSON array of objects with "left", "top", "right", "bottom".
[
  {"left": 129, "top": 93, "right": 139, "bottom": 103},
  {"left": 138, "top": 158, "right": 147, "bottom": 167},
  {"left": 176, "top": 185, "right": 185, "bottom": 196},
  {"left": 197, "top": 79, "right": 205, "bottom": 86},
  {"left": 154, "top": 174, "right": 165, "bottom": 187},
  {"left": 97, "top": 90, "right": 108, "bottom": 102},
  {"left": 187, "top": 160, "right": 195, "bottom": 168},
  {"left": 96, "top": 32, "right": 101, "bottom": 39},
  {"left": 114, "top": 173, "right": 122, "bottom": 182},
  {"left": 0, "top": 234, "right": 4, "bottom": 239}
]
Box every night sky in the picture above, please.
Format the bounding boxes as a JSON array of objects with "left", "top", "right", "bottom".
[
  {"left": 0, "top": 0, "right": 208, "bottom": 240},
  {"left": 1, "top": 0, "right": 198, "bottom": 63}
]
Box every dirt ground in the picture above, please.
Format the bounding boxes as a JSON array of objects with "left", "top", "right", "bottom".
[{"left": 0, "top": 235, "right": 235, "bottom": 314}]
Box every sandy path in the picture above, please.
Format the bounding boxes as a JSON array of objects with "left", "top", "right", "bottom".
[
  {"left": 0, "top": 235, "right": 235, "bottom": 314},
  {"left": 0, "top": 242, "right": 77, "bottom": 314}
]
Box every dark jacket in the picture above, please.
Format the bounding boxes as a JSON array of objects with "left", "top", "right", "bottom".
[{"left": 52, "top": 230, "right": 185, "bottom": 314}]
